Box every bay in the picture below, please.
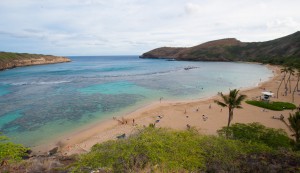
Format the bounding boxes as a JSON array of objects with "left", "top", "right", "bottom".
[{"left": 0, "top": 56, "right": 273, "bottom": 146}]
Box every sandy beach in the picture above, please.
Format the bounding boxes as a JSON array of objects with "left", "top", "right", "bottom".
[{"left": 33, "top": 64, "right": 300, "bottom": 155}]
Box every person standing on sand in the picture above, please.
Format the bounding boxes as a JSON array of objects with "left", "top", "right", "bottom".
[{"left": 132, "top": 119, "right": 135, "bottom": 125}]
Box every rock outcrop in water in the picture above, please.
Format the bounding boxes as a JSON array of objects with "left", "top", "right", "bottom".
[
  {"left": 140, "top": 31, "right": 300, "bottom": 64},
  {"left": 0, "top": 52, "right": 71, "bottom": 71}
]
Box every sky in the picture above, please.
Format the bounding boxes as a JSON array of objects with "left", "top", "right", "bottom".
[{"left": 0, "top": 0, "right": 299, "bottom": 56}]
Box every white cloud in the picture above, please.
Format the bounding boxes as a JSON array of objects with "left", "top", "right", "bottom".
[{"left": 0, "top": 0, "right": 299, "bottom": 55}]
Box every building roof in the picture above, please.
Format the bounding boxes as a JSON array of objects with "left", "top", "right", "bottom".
[{"left": 261, "top": 91, "right": 274, "bottom": 96}]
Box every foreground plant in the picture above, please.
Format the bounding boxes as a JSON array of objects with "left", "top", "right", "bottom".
[
  {"left": 288, "top": 111, "right": 300, "bottom": 144},
  {"left": 217, "top": 122, "right": 292, "bottom": 149},
  {"left": 70, "top": 126, "right": 300, "bottom": 172},
  {"left": 0, "top": 133, "right": 28, "bottom": 165}
]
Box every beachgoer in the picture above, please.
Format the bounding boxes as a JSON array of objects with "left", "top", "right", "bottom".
[
  {"left": 209, "top": 104, "right": 211, "bottom": 109},
  {"left": 133, "top": 119, "right": 135, "bottom": 125},
  {"left": 280, "top": 114, "right": 284, "bottom": 120},
  {"left": 220, "top": 108, "right": 222, "bottom": 112},
  {"left": 184, "top": 109, "right": 187, "bottom": 114},
  {"left": 186, "top": 124, "right": 191, "bottom": 129},
  {"left": 196, "top": 107, "right": 199, "bottom": 112},
  {"left": 202, "top": 115, "right": 208, "bottom": 121}
]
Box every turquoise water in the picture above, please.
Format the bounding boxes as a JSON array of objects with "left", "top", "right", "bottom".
[{"left": 0, "top": 56, "right": 273, "bottom": 146}]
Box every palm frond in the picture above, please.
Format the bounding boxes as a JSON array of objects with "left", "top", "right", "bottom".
[
  {"left": 236, "top": 94, "right": 247, "bottom": 105},
  {"left": 236, "top": 105, "right": 243, "bottom": 109},
  {"left": 214, "top": 100, "right": 227, "bottom": 107}
]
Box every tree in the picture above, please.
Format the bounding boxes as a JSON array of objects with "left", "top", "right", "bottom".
[
  {"left": 214, "top": 89, "right": 247, "bottom": 127},
  {"left": 277, "top": 67, "right": 288, "bottom": 98},
  {"left": 286, "top": 67, "right": 295, "bottom": 94},
  {"left": 292, "top": 70, "right": 300, "bottom": 102},
  {"left": 288, "top": 111, "right": 300, "bottom": 143}
]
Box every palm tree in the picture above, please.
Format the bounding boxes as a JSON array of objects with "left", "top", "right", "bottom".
[
  {"left": 288, "top": 111, "right": 300, "bottom": 143},
  {"left": 214, "top": 89, "right": 247, "bottom": 127},
  {"left": 277, "top": 67, "right": 288, "bottom": 98},
  {"left": 292, "top": 70, "right": 300, "bottom": 102},
  {"left": 286, "top": 67, "right": 295, "bottom": 94}
]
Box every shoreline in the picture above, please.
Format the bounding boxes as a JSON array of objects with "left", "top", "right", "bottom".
[{"left": 32, "top": 64, "right": 299, "bottom": 155}]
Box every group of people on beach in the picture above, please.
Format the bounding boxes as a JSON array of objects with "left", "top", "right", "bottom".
[{"left": 113, "top": 116, "right": 136, "bottom": 126}]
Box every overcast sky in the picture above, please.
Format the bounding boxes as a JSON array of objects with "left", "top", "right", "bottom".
[{"left": 0, "top": 0, "right": 299, "bottom": 56}]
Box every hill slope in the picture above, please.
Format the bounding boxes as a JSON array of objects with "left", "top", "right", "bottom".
[
  {"left": 140, "top": 31, "right": 300, "bottom": 66},
  {"left": 0, "top": 52, "right": 71, "bottom": 70}
]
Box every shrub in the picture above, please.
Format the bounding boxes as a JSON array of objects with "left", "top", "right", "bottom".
[
  {"left": 217, "top": 123, "right": 292, "bottom": 149},
  {"left": 73, "top": 128, "right": 206, "bottom": 172},
  {"left": 246, "top": 100, "right": 296, "bottom": 111},
  {"left": 0, "top": 133, "right": 29, "bottom": 163},
  {"left": 199, "top": 135, "right": 272, "bottom": 172},
  {"left": 71, "top": 127, "right": 275, "bottom": 172}
]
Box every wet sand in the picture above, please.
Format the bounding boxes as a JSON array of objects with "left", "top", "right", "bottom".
[{"left": 33, "top": 64, "right": 300, "bottom": 155}]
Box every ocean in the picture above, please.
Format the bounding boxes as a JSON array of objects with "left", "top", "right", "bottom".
[{"left": 0, "top": 56, "right": 273, "bottom": 147}]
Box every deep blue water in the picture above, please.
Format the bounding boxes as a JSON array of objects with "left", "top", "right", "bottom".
[{"left": 0, "top": 56, "right": 272, "bottom": 146}]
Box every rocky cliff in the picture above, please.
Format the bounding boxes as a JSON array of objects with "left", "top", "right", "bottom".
[
  {"left": 0, "top": 52, "right": 71, "bottom": 71},
  {"left": 140, "top": 31, "right": 300, "bottom": 63}
]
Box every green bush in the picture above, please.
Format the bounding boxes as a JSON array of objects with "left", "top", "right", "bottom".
[
  {"left": 0, "top": 133, "right": 29, "bottom": 163},
  {"left": 198, "top": 135, "right": 272, "bottom": 171},
  {"left": 73, "top": 128, "right": 206, "bottom": 172},
  {"left": 218, "top": 123, "right": 292, "bottom": 149},
  {"left": 246, "top": 100, "right": 296, "bottom": 111},
  {"left": 71, "top": 127, "right": 274, "bottom": 172}
]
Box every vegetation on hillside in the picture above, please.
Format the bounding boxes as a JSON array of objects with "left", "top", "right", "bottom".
[
  {"left": 0, "top": 51, "right": 70, "bottom": 71},
  {"left": 141, "top": 31, "right": 300, "bottom": 68},
  {"left": 218, "top": 123, "right": 292, "bottom": 149},
  {"left": 0, "top": 133, "right": 28, "bottom": 164},
  {"left": 0, "top": 52, "right": 49, "bottom": 61},
  {"left": 288, "top": 111, "right": 300, "bottom": 146},
  {"left": 245, "top": 100, "right": 296, "bottom": 111},
  {"left": 1, "top": 121, "right": 300, "bottom": 172},
  {"left": 70, "top": 124, "right": 300, "bottom": 172}
]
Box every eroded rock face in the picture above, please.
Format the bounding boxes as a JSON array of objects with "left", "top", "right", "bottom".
[{"left": 0, "top": 55, "right": 71, "bottom": 71}]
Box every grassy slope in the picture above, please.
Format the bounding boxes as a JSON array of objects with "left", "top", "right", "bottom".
[
  {"left": 71, "top": 125, "right": 300, "bottom": 172},
  {"left": 0, "top": 52, "right": 48, "bottom": 61},
  {"left": 0, "top": 52, "right": 70, "bottom": 70}
]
